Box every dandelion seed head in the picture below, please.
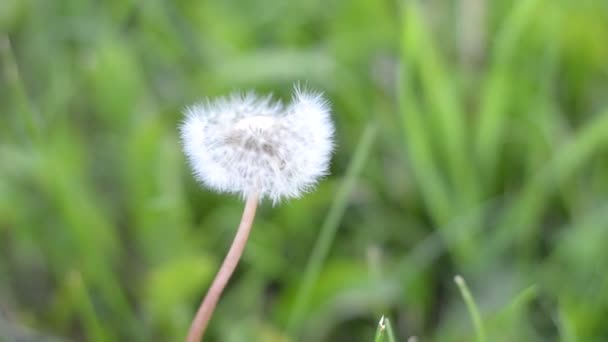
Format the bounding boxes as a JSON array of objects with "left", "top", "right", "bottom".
[{"left": 180, "top": 86, "right": 334, "bottom": 203}]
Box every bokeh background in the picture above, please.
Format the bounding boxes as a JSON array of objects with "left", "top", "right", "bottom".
[{"left": 2, "top": 0, "right": 608, "bottom": 341}]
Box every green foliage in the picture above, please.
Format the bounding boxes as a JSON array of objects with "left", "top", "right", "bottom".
[{"left": 2, "top": 0, "right": 608, "bottom": 341}]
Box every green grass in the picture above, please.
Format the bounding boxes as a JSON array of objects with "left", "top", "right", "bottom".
[
  {"left": 287, "top": 121, "right": 378, "bottom": 333},
  {"left": 454, "top": 275, "right": 486, "bottom": 342},
  {"left": 2, "top": 0, "right": 608, "bottom": 341},
  {"left": 373, "top": 316, "right": 396, "bottom": 342}
]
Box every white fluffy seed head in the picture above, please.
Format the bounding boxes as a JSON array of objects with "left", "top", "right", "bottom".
[{"left": 180, "top": 86, "right": 335, "bottom": 204}]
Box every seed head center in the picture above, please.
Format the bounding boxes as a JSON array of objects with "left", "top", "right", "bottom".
[{"left": 235, "top": 115, "right": 275, "bottom": 132}]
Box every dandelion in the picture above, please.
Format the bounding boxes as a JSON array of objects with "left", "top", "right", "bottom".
[{"left": 180, "top": 85, "right": 334, "bottom": 341}]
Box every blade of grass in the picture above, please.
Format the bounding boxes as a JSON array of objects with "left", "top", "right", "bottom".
[
  {"left": 385, "top": 316, "right": 397, "bottom": 342},
  {"left": 397, "top": 64, "right": 451, "bottom": 226},
  {"left": 0, "top": 34, "right": 41, "bottom": 142},
  {"left": 67, "top": 271, "right": 115, "bottom": 342},
  {"left": 482, "top": 284, "right": 540, "bottom": 338},
  {"left": 476, "top": 0, "right": 542, "bottom": 181},
  {"left": 500, "top": 284, "right": 538, "bottom": 317},
  {"left": 397, "top": 62, "right": 483, "bottom": 262},
  {"left": 373, "top": 316, "right": 386, "bottom": 342},
  {"left": 401, "top": 0, "right": 479, "bottom": 208},
  {"left": 454, "top": 275, "right": 486, "bottom": 342},
  {"left": 490, "top": 284, "right": 538, "bottom": 327},
  {"left": 489, "top": 108, "right": 608, "bottom": 254},
  {"left": 400, "top": 1, "right": 484, "bottom": 264},
  {"left": 39, "top": 137, "right": 144, "bottom": 341},
  {"left": 287, "top": 121, "right": 378, "bottom": 334},
  {"left": 372, "top": 315, "right": 396, "bottom": 342}
]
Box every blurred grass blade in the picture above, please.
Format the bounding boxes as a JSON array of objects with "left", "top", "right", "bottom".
[
  {"left": 385, "top": 317, "right": 397, "bottom": 342},
  {"left": 397, "top": 64, "right": 451, "bottom": 226},
  {"left": 0, "top": 34, "right": 40, "bottom": 142},
  {"left": 67, "top": 272, "right": 115, "bottom": 342},
  {"left": 287, "top": 121, "right": 378, "bottom": 333},
  {"left": 401, "top": 0, "right": 479, "bottom": 207},
  {"left": 372, "top": 315, "right": 396, "bottom": 342},
  {"left": 476, "top": 0, "right": 541, "bottom": 181},
  {"left": 454, "top": 275, "right": 486, "bottom": 342},
  {"left": 397, "top": 62, "right": 482, "bottom": 261},
  {"left": 491, "top": 108, "right": 608, "bottom": 252},
  {"left": 495, "top": 284, "right": 538, "bottom": 321},
  {"left": 373, "top": 315, "right": 386, "bottom": 342},
  {"left": 400, "top": 1, "right": 483, "bottom": 264}
]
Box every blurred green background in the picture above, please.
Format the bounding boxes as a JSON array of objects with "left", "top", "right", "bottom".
[{"left": 2, "top": 0, "right": 608, "bottom": 341}]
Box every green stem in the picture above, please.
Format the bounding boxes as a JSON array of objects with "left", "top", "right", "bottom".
[
  {"left": 286, "top": 122, "right": 378, "bottom": 333},
  {"left": 454, "top": 275, "right": 486, "bottom": 342}
]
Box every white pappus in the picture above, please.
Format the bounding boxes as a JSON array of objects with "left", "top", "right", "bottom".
[{"left": 180, "top": 85, "right": 335, "bottom": 204}]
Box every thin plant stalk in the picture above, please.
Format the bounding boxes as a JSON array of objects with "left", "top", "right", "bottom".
[
  {"left": 186, "top": 193, "right": 259, "bottom": 342},
  {"left": 385, "top": 317, "right": 396, "bottom": 342},
  {"left": 372, "top": 316, "right": 397, "bottom": 342},
  {"left": 454, "top": 275, "right": 486, "bottom": 342},
  {"left": 373, "top": 316, "right": 386, "bottom": 342},
  {"left": 287, "top": 122, "right": 377, "bottom": 332}
]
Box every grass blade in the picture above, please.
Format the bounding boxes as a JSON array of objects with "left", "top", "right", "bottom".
[
  {"left": 372, "top": 315, "right": 396, "bottom": 342},
  {"left": 287, "top": 122, "right": 378, "bottom": 333},
  {"left": 489, "top": 108, "right": 608, "bottom": 254},
  {"left": 373, "top": 316, "right": 386, "bottom": 342},
  {"left": 401, "top": 0, "right": 479, "bottom": 207},
  {"left": 454, "top": 275, "right": 486, "bottom": 342},
  {"left": 385, "top": 317, "right": 397, "bottom": 342},
  {"left": 476, "top": 0, "right": 542, "bottom": 180}
]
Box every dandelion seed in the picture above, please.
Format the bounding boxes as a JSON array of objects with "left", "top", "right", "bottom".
[{"left": 180, "top": 85, "right": 335, "bottom": 341}]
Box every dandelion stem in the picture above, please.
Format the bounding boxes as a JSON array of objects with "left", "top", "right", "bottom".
[{"left": 186, "top": 193, "right": 259, "bottom": 342}]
